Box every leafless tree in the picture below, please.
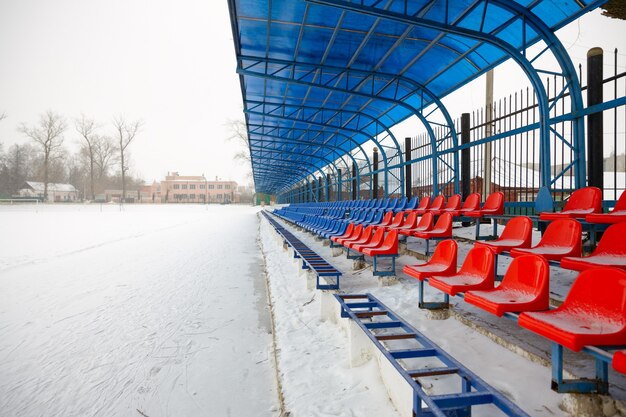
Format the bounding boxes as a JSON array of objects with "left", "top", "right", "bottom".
[
  {"left": 112, "top": 115, "right": 142, "bottom": 201},
  {"left": 227, "top": 119, "right": 251, "bottom": 163},
  {"left": 93, "top": 135, "right": 116, "bottom": 181},
  {"left": 18, "top": 111, "right": 66, "bottom": 200},
  {"left": 0, "top": 112, "right": 7, "bottom": 123},
  {"left": 75, "top": 114, "right": 98, "bottom": 200}
]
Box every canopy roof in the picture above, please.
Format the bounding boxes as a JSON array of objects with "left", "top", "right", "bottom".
[{"left": 228, "top": 0, "right": 601, "bottom": 195}]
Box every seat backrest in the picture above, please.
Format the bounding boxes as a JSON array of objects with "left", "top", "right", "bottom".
[
  {"left": 403, "top": 211, "right": 419, "bottom": 227},
  {"left": 430, "top": 239, "right": 458, "bottom": 268},
  {"left": 500, "top": 254, "right": 549, "bottom": 295},
  {"left": 406, "top": 196, "right": 420, "bottom": 210},
  {"left": 390, "top": 212, "right": 404, "bottom": 226},
  {"left": 459, "top": 246, "right": 494, "bottom": 277},
  {"left": 360, "top": 225, "right": 374, "bottom": 239},
  {"left": 430, "top": 195, "right": 445, "bottom": 210},
  {"left": 396, "top": 196, "right": 408, "bottom": 209},
  {"left": 417, "top": 212, "right": 434, "bottom": 230},
  {"left": 370, "top": 211, "right": 383, "bottom": 224},
  {"left": 594, "top": 222, "right": 626, "bottom": 256},
  {"left": 500, "top": 216, "right": 533, "bottom": 245},
  {"left": 381, "top": 229, "right": 399, "bottom": 250},
  {"left": 461, "top": 193, "right": 481, "bottom": 210},
  {"left": 483, "top": 192, "right": 504, "bottom": 212},
  {"left": 564, "top": 186, "right": 602, "bottom": 213},
  {"left": 417, "top": 196, "right": 431, "bottom": 210},
  {"left": 562, "top": 268, "right": 626, "bottom": 321},
  {"left": 445, "top": 194, "right": 461, "bottom": 210},
  {"left": 342, "top": 223, "right": 354, "bottom": 237},
  {"left": 614, "top": 190, "right": 626, "bottom": 211},
  {"left": 380, "top": 211, "right": 393, "bottom": 224},
  {"left": 539, "top": 218, "right": 581, "bottom": 250},
  {"left": 432, "top": 212, "right": 453, "bottom": 232},
  {"left": 368, "top": 227, "right": 386, "bottom": 247},
  {"left": 350, "top": 224, "right": 364, "bottom": 238}
]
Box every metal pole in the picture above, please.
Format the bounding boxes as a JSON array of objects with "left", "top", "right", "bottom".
[
  {"left": 337, "top": 168, "right": 342, "bottom": 201},
  {"left": 587, "top": 47, "right": 604, "bottom": 194},
  {"left": 373, "top": 147, "right": 379, "bottom": 199},
  {"left": 405, "top": 137, "right": 412, "bottom": 198},
  {"left": 352, "top": 164, "right": 357, "bottom": 200},
  {"left": 461, "top": 113, "right": 471, "bottom": 199},
  {"left": 326, "top": 173, "right": 331, "bottom": 202},
  {"left": 483, "top": 70, "right": 494, "bottom": 199}
]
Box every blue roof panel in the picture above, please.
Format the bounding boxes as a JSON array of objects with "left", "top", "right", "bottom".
[{"left": 228, "top": 0, "right": 604, "bottom": 194}]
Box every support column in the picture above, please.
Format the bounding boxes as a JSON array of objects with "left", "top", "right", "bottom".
[
  {"left": 352, "top": 164, "right": 357, "bottom": 200},
  {"left": 461, "top": 113, "right": 471, "bottom": 199},
  {"left": 318, "top": 176, "right": 323, "bottom": 202},
  {"left": 587, "top": 48, "right": 604, "bottom": 194},
  {"left": 373, "top": 147, "right": 379, "bottom": 199},
  {"left": 326, "top": 173, "right": 331, "bottom": 202},
  {"left": 337, "top": 169, "right": 342, "bottom": 201},
  {"left": 483, "top": 70, "right": 494, "bottom": 199},
  {"left": 405, "top": 137, "right": 412, "bottom": 198}
]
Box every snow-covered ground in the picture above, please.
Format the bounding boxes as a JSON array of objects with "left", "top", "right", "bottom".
[{"left": 0, "top": 204, "right": 278, "bottom": 417}]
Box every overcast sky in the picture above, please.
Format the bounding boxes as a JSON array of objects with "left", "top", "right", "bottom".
[{"left": 0, "top": 2, "right": 624, "bottom": 185}]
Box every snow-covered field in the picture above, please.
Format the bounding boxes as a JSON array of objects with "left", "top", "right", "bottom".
[
  {"left": 1, "top": 203, "right": 621, "bottom": 417},
  {"left": 0, "top": 204, "right": 278, "bottom": 417}
]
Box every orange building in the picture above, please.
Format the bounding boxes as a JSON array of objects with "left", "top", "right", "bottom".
[{"left": 160, "top": 172, "right": 238, "bottom": 203}]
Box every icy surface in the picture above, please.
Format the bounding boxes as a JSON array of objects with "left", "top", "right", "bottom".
[{"left": 0, "top": 204, "right": 278, "bottom": 417}]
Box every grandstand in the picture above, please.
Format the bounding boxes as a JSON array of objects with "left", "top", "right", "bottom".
[{"left": 228, "top": 1, "right": 626, "bottom": 415}]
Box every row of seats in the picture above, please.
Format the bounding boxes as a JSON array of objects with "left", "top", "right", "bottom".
[
  {"left": 540, "top": 186, "right": 626, "bottom": 224},
  {"left": 404, "top": 228, "right": 626, "bottom": 378}
]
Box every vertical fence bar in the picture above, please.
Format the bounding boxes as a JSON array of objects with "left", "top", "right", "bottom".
[
  {"left": 587, "top": 47, "right": 604, "bottom": 194},
  {"left": 373, "top": 147, "right": 379, "bottom": 199},
  {"left": 461, "top": 113, "right": 471, "bottom": 199},
  {"left": 405, "top": 137, "right": 412, "bottom": 198}
]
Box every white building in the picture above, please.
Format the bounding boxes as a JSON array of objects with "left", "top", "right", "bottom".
[{"left": 19, "top": 181, "right": 79, "bottom": 202}]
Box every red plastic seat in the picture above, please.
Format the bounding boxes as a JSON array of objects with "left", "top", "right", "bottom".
[
  {"left": 398, "top": 212, "right": 434, "bottom": 236},
  {"left": 586, "top": 190, "right": 626, "bottom": 224},
  {"left": 346, "top": 225, "right": 375, "bottom": 249},
  {"left": 333, "top": 223, "right": 362, "bottom": 245},
  {"left": 474, "top": 216, "right": 533, "bottom": 254},
  {"left": 381, "top": 212, "right": 405, "bottom": 231},
  {"left": 540, "top": 186, "right": 602, "bottom": 221},
  {"left": 403, "top": 239, "right": 458, "bottom": 281},
  {"left": 465, "top": 192, "right": 504, "bottom": 218},
  {"left": 410, "top": 196, "right": 431, "bottom": 215},
  {"left": 613, "top": 351, "right": 626, "bottom": 374},
  {"left": 427, "top": 195, "right": 445, "bottom": 214},
  {"left": 392, "top": 211, "right": 419, "bottom": 232},
  {"left": 413, "top": 213, "right": 453, "bottom": 239},
  {"left": 510, "top": 218, "right": 581, "bottom": 261},
  {"left": 428, "top": 246, "right": 495, "bottom": 296},
  {"left": 464, "top": 254, "right": 550, "bottom": 316},
  {"left": 330, "top": 223, "right": 354, "bottom": 243},
  {"left": 353, "top": 227, "right": 385, "bottom": 252},
  {"left": 437, "top": 194, "right": 462, "bottom": 215},
  {"left": 449, "top": 193, "right": 481, "bottom": 217},
  {"left": 362, "top": 230, "right": 398, "bottom": 256},
  {"left": 518, "top": 267, "right": 626, "bottom": 351},
  {"left": 377, "top": 211, "right": 394, "bottom": 228},
  {"left": 560, "top": 222, "right": 626, "bottom": 271}
]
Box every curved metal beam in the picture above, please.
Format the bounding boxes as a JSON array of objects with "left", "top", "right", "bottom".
[{"left": 306, "top": 0, "right": 586, "bottom": 189}]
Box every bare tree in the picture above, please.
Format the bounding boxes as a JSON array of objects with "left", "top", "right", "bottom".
[
  {"left": 112, "top": 115, "right": 142, "bottom": 201},
  {"left": 75, "top": 115, "right": 98, "bottom": 200},
  {"left": 227, "top": 119, "right": 251, "bottom": 163},
  {"left": 93, "top": 134, "right": 116, "bottom": 181},
  {"left": 0, "top": 112, "right": 6, "bottom": 123},
  {"left": 18, "top": 111, "right": 66, "bottom": 201}
]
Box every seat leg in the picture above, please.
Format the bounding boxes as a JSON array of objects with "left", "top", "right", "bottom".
[
  {"left": 551, "top": 343, "right": 609, "bottom": 394},
  {"left": 474, "top": 220, "right": 480, "bottom": 240}
]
